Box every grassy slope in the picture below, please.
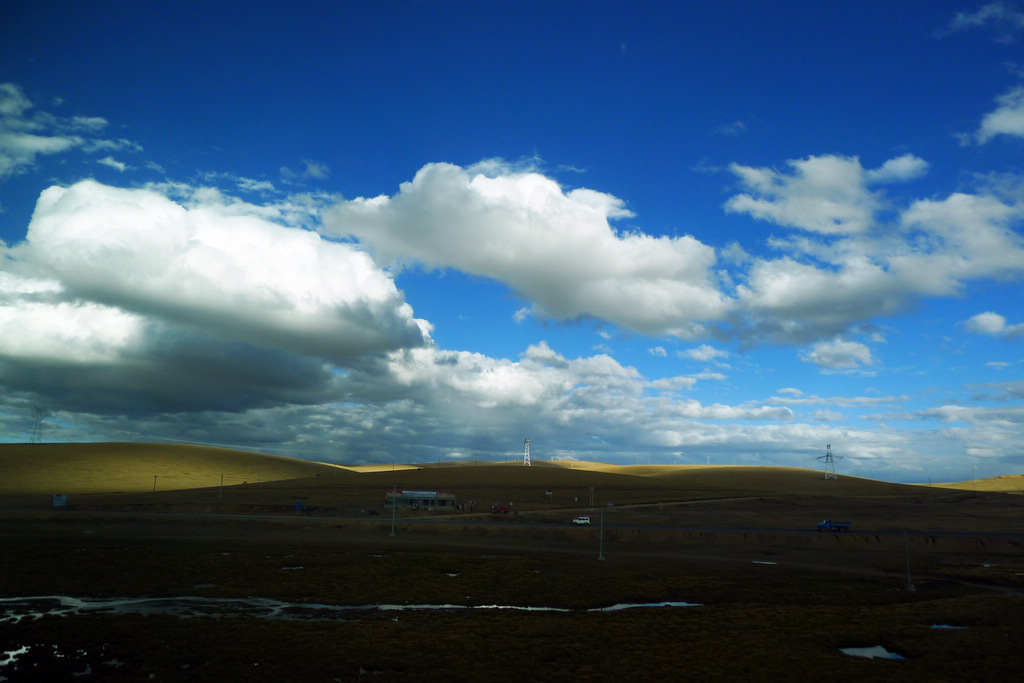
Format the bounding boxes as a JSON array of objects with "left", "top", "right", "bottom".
[
  {"left": 929, "top": 474, "right": 1024, "bottom": 492},
  {"left": 0, "top": 442, "right": 348, "bottom": 495},
  {"left": 1, "top": 442, "right": 1019, "bottom": 498}
]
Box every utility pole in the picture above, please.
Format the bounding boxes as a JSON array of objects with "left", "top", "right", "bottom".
[
  {"left": 904, "top": 532, "right": 915, "bottom": 592},
  {"left": 390, "top": 485, "right": 397, "bottom": 537}
]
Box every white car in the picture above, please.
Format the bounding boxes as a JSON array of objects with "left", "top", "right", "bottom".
[{"left": 571, "top": 516, "right": 591, "bottom": 525}]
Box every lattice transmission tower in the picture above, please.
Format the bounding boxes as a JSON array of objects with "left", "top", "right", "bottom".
[
  {"left": 817, "top": 443, "right": 842, "bottom": 480},
  {"left": 29, "top": 406, "right": 50, "bottom": 444},
  {"left": 523, "top": 438, "right": 531, "bottom": 467}
]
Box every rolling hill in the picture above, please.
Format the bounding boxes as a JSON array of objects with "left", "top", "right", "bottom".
[
  {"left": 1, "top": 442, "right": 1019, "bottom": 499},
  {"left": 0, "top": 442, "right": 347, "bottom": 495}
]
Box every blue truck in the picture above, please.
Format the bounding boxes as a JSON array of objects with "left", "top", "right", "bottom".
[{"left": 816, "top": 519, "right": 851, "bottom": 532}]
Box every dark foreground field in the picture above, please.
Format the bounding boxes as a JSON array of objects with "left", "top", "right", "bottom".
[
  {"left": 2, "top": 510, "right": 1023, "bottom": 681},
  {"left": 2, "top": 446, "right": 1023, "bottom": 681}
]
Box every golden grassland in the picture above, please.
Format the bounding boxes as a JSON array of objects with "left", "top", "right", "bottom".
[
  {"left": 928, "top": 474, "right": 1024, "bottom": 492},
  {"left": 0, "top": 442, "right": 348, "bottom": 495},
  {"left": 4, "top": 441, "right": 1016, "bottom": 497}
]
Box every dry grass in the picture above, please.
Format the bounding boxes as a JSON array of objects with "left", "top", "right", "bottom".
[
  {"left": 929, "top": 474, "right": 1024, "bottom": 492},
  {"left": 0, "top": 442, "right": 347, "bottom": 495},
  {"left": 3, "top": 442, "right": 1019, "bottom": 498},
  {"left": 343, "top": 463, "right": 422, "bottom": 473},
  {"left": 1, "top": 520, "right": 1022, "bottom": 682},
  {"left": 2, "top": 443, "right": 1024, "bottom": 680}
]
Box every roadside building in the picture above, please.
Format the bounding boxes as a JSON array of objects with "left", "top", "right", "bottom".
[{"left": 384, "top": 489, "right": 457, "bottom": 509}]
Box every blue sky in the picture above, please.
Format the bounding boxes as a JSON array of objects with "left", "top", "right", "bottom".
[{"left": 2, "top": 1, "right": 1023, "bottom": 482}]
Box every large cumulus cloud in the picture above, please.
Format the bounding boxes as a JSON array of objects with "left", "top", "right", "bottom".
[
  {"left": 0, "top": 180, "right": 429, "bottom": 414},
  {"left": 323, "top": 161, "right": 731, "bottom": 338},
  {"left": 21, "top": 181, "right": 428, "bottom": 359}
]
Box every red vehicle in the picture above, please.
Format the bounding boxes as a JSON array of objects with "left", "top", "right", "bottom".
[{"left": 491, "top": 503, "right": 511, "bottom": 514}]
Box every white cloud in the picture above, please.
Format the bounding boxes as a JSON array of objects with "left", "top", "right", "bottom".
[
  {"left": 0, "top": 296, "right": 141, "bottom": 365},
  {"left": 919, "top": 404, "right": 1024, "bottom": 426},
  {"left": 681, "top": 344, "right": 729, "bottom": 363},
  {"left": 801, "top": 339, "right": 874, "bottom": 371},
  {"left": 864, "top": 154, "right": 930, "bottom": 183},
  {"left": 323, "top": 161, "right": 731, "bottom": 338},
  {"left": 302, "top": 159, "right": 330, "bottom": 180},
  {"left": 0, "top": 83, "right": 133, "bottom": 181},
  {"left": 765, "top": 392, "right": 905, "bottom": 408},
  {"left": 0, "top": 279, "right": 355, "bottom": 414},
  {"left": 97, "top": 156, "right": 127, "bottom": 172},
  {"left": 648, "top": 375, "right": 698, "bottom": 391},
  {"left": 726, "top": 153, "right": 932, "bottom": 236},
  {"left": 338, "top": 341, "right": 799, "bottom": 459},
  {"left": 0, "top": 128, "right": 81, "bottom": 179},
  {"left": 280, "top": 159, "right": 331, "bottom": 183},
  {"left": 725, "top": 154, "right": 1024, "bottom": 344},
  {"left": 235, "top": 177, "right": 276, "bottom": 193},
  {"left": 964, "top": 311, "right": 1024, "bottom": 338},
  {"left": 942, "top": 1, "right": 1024, "bottom": 42},
  {"left": 365, "top": 369, "right": 885, "bottom": 469},
  {"left": 734, "top": 256, "right": 904, "bottom": 343},
  {"left": 147, "top": 180, "right": 335, "bottom": 232},
  {"left": 81, "top": 137, "right": 139, "bottom": 154},
  {"left": 316, "top": 157, "right": 1024, "bottom": 350},
  {"left": 975, "top": 85, "right": 1024, "bottom": 143},
  {"left": 968, "top": 379, "right": 1024, "bottom": 400},
  {"left": 0, "top": 181, "right": 439, "bottom": 415},
  {"left": 0, "top": 83, "right": 32, "bottom": 117},
  {"left": 69, "top": 115, "right": 108, "bottom": 132},
  {"left": 725, "top": 154, "right": 880, "bottom": 235},
  {"left": 895, "top": 192, "right": 1024, "bottom": 293},
  {"left": 381, "top": 341, "right": 628, "bottom": 410},
  {"left": 661, "top": 399, "right": 794, "bottom": 422},
  {"left": 11, "top": 180, "right": 429, "bottom": 362},
  {"left": 714, "top": 120, "right": 747, "bottom": 136}
]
